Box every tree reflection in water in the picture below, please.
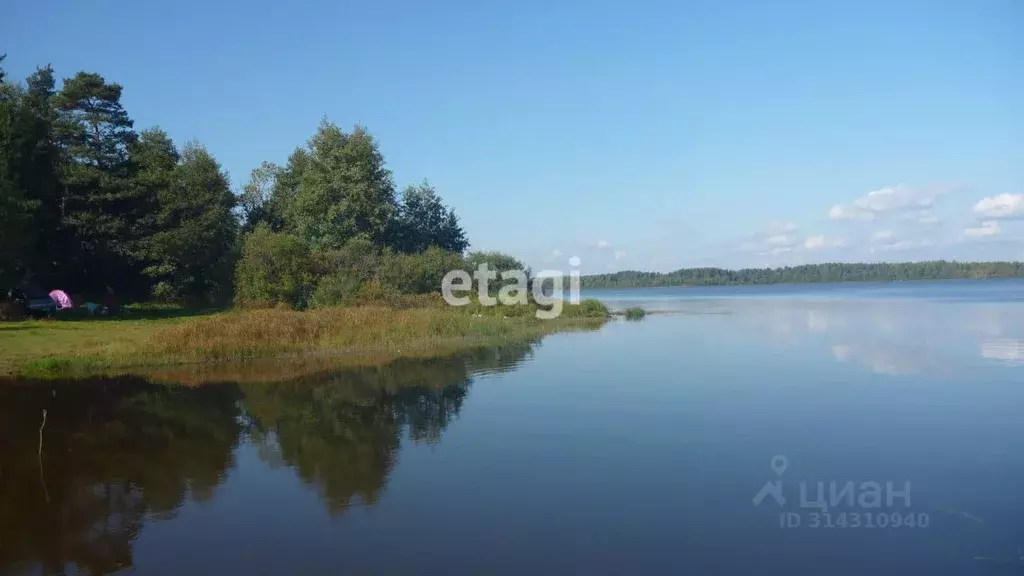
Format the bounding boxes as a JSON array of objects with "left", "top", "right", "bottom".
[{"left": 0, "top": 340, "right": 538, "bottom": 575}]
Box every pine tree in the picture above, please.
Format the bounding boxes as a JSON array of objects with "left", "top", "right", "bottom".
[{"left": 52, "top": 72, "right": 139, "bottom": 293}]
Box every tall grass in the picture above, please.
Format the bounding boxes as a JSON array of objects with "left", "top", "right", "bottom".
[
  {"left": 7, "top": 298, "right": 610, "bottom": 377},
  {"left": 623, "top": 307, "right": 647, "bottom": 320}
]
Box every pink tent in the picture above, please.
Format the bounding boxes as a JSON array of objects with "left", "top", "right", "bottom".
[{"left": 49, "top": 289, "right": 73, "bottom": 310}]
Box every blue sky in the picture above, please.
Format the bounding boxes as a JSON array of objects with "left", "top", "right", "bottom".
[{"left": 4, "top": 0, "right": 1021, "bottom": 274}]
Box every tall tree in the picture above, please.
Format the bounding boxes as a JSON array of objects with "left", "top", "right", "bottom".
[
  {"left": 284, "top": 121, "right": 397, "bottom": 250},
  {"left": 128, "top": 128, "right": 178, "bottom": 297},
  {"left": 145, "top": 142, "right": 238, "bottom": 304},
  {"left": 52, "top": 72, "right": 139, "bottom": 292},
  {"left": 239, "top": 160, "right": 282, "bottom": 233},
  {"left": 0, "top": 67, "right": 34, "bottom": 284},
  {"left": 261, "top": 147, "right": 308, "bottom": 234},
  {"left": 0, "top": 63, "right": 64, "bottom": 286},
  {"left": 390, "top": 180, "right": 469, "bottom": 254},
  {"left": 20, "top": 65, "right": 64, "bottom": 285},
  {"left": 129, "top": 127, "right": 178, "bottom": 226}
]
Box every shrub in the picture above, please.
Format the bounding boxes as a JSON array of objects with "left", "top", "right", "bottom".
[
  {"left": 464, "top": 250, "right": 528, "bottom": 276},
  {"left": 309, "top": 272, "right": 364, "bottom": 308},
  {"left": 378, "top": 246, "right": 466, "bottom": 294},
  {"left": 0, "top": 301, "right": 25, "bottom": 321},
  {"left": 150, "top": 281, "right": 179, "bottom": 303},
  {"left": 308, "top": 235, "right": 383, "bottom": 308},
  {"left": 623, "top": 306, "right": 646, "bottom": 320},
  {"left": 234, "top": 224, "right": 315, "bottom": 309},
  {"left": 315, "top": 234, "right": 379, "bottom": 280},
  {"left": 562, "top": 298, "right": 610, "bottom": 319}
]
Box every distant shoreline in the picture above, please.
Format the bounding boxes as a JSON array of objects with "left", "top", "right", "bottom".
[
  {"left": 579, "top": 261, "right": 1024, "bottom": 290},
  {"left": 581, "top": 276, "right": 1024, "bottom": 292}
]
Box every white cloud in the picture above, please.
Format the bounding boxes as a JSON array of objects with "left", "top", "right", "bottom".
[
  {"left": 872, "top": 230, "right": 896, "bottom": 243},
  {"left": 906, "top": 213, "right": 941, "bottom": 226},
  {"left": 766, "top": 221, "right": 798, "bottom": 234},
  {"left": 973, "top": 194, "right": 1024, "bottom": 220},
  {"left": 543, "top": 249, "right": 565, "bottom": 263},
  {"left": 804, "top": 235, "right": 845, "bottom": 250},
  {"left": 870, "top": 239, "right": 932, "bottom": 252},
  {"left": 868, "top": 230, "right": 931, "bottom": 252},
  {"left": 804, "top": 236, "right": 826, "bottom": 250},
  {"left": 829, "top": 204, "right": 875, "bottom": 221},
  {"left": 829, "top": 185, "right": 943, "bottom": 221},
  {"left": 758, "top": 246, "right": 794, "bottom": 256},
  {"left": 766, "top": 234, "right": 796, "bottom": 247},
  {"left": 743, "top": 223, "right": 845, "bottom": 256},
  {"left": 595, "top": 239, "right": 611, "bottom": 249},
  {"left": 963, "top": 221, "right": 1002, "bottom": 237},
  {"left": 857, "top": 185, "right": 937, "bottom": 211},
  {"left": 743, "top": 222, "right": 800, "bottom": 251},
  {"left": 613, "top": 250, "right": 626, "bottom": 260}
]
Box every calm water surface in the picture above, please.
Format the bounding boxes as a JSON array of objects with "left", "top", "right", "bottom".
[{"left": 3, "top": 280, "right": 1024, "bottom": 575}]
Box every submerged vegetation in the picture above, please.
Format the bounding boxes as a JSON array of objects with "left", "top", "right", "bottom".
[{"left": 582, "top": 261, "right": 1024, "bottom": 289}]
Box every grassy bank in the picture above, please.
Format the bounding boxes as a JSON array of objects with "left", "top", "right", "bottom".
[{"left": 1, "top": 299, "right": 609, "bottom": 379}]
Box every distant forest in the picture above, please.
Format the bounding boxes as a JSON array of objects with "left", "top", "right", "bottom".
[{"left": 580, "top": 261, "right": 1024, "bottom": 289}]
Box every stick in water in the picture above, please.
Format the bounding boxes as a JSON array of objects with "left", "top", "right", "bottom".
[{"left": 38, "top": 408, "right": 49, "bottom": 504}]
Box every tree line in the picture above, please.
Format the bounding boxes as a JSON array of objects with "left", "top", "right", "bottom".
[
  {"left": 581, "top": 261, "right": 1024, "bottom": 289},
  {"left": 1, "top": 55, "right": 510, "bottom": 308}
]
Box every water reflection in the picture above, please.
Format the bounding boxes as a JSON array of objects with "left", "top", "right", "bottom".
[
  {"left": 0, "top": 380, "right": 241, "bottom": 575},
  {"left": 0, "top": 340, "right": 539, "bottom": 575},
  {"left": 750, "top": 301, "right": 1024, "bottom": 374},
  {"left": 654, "top": 299, "right": 1024, "bottom": 375},
  {"left": 980, "top": 338, "right": 1024, "bottom": 365}
]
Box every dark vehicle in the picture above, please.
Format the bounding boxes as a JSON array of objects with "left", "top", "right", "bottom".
[{"left": 7, "top": 285, "right": 57, "bottom": 318}]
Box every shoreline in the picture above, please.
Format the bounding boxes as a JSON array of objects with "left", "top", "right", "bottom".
[{"left": 0, "top": 302, "right": 609, "bottom": 380}]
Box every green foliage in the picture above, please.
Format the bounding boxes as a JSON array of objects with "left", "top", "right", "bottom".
[
  {"left": 16, "top": 66, "right": 65, "bottom": 287},
  {"left": 128, "top": 128, "right": 177, "bottom": 239},
  {"left": 0, "top": 86, "right": 34, "bottom": 283},
  {"left": 143, "top": 142, "right": 238, "bottom": 305},
  {"left": 0, "top": 66, "right": 56, "bottom": 285},
  {"left": 561, "top": 298, "right": 611, "bottom": 319},
  {"left": 309, "top": 243, "right": 465, "bottom": 307},
  {"left": 378, "top": 247, "right": 467, "bottom": 294},
  {"left": 623, "top": 306, "right": 646, "bottom": 320},
  {"left": 234, "top": 225, "right": 314, "bottom": 309},
  {"left": 239, "top": 160, "right": 283, "bottom": 232},
  {"left": 464, "top": 250, "right": 528, "bottom": 275},
  {"left": 308, "top": 235, "right": 381, "bottom": 307},
  {"left": 282, "top": 121, "right": 397, "bottom": 250},
  {"left": 390, "top": 181, "right": 468, "bottom": 254},
  {"left": 53, "top": 72, "right": 142, "bottom": 293},
  {"left": 309, "top": 271, "right": 368, "bottom": 308},
  {"left": 0, "top": 55, "right": 487, "bottom": 308},
  {"left": 582, "top": 261, "right": 1024, "bottom": 288}
]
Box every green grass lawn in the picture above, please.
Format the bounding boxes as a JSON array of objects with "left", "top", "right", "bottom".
[{"left": 0, "top": 315, "right": 191, "bottom": 376}]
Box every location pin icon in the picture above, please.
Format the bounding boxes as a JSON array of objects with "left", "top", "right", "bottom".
[{"left": 770, "top": 455, "right": 789, "bottom": 477}]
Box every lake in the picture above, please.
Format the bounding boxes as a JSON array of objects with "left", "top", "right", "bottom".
[{"left": 2, "top": 279, "right": 1023, "bottom": 575}]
